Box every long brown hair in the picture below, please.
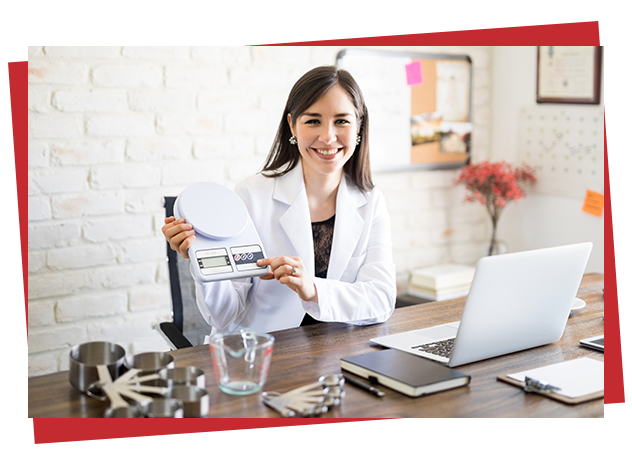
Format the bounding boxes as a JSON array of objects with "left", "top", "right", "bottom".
[{"left": 261, "top": 66, "right": 373, "bottom": 191}]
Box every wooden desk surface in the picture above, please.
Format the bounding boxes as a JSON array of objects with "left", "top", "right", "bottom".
[{"left": 29, "top": 273, "right": 604, "bottom": 418}]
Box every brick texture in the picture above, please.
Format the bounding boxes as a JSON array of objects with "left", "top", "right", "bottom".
[{"left": 27, "top": 46, "right": 493, "bottom": 377}]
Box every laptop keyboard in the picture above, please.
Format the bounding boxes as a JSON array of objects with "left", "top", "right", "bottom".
[{"left": 411, "top": 338, "right": 455, "bottom": 358}]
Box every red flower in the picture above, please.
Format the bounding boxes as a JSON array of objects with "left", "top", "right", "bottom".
[
  {"left": 454, "top": 161, "right": 536, "bottom": 210},
  {"left": 454, "top": 161, "right": 537, "bottom": 255}
]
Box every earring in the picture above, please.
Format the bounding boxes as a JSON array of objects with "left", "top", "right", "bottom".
[
  {"left": 356, "top": 135, "right": 361, "bottom": 146},
  {"left": 289, "top": 135, "right": 297, "bottom": 145}
]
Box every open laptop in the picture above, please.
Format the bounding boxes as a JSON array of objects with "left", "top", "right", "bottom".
[{"left": 371, "top": 242, "right": 593, "bottom": 367}]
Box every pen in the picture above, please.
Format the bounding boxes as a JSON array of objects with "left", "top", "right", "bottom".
[{"left": 342, "top": 374, "right": 385, "bottom": 397}]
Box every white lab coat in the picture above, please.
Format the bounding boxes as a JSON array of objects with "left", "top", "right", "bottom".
[{"left": 195, "top": 162, "right": 396, "bottom": 334}]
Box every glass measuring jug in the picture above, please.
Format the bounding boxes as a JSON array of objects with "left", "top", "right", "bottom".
[{"left": 208, "top": 329, "right": 274, "bottom": 395}]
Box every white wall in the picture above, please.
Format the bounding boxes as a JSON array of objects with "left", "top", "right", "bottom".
[
  {"left": 27, "top": 46, "right": 494, "bottom": 376},
  {"left": 490, "top": 46, "right": 604, "bottom": 273}
]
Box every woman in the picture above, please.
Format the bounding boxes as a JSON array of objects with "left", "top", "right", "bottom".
[{"left": 162, "top": 66, "right": 396, "bottom": 334}]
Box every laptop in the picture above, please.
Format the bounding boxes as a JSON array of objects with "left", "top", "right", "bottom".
[{"left": 371, "top": 242, "right": 593, "bottom": 367}]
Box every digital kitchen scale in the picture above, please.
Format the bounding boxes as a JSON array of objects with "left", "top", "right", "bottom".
[{"left": 173, "top": 182, "right": 270, "bottom": 283}]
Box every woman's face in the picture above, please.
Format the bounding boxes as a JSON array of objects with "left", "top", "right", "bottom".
[{"left": 288, "top": 85, "right": 359, "bottom": 182}]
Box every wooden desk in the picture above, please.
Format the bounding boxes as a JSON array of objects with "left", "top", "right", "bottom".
[{"left": 29, "top": 273, "right": 604, "bottom": 418}]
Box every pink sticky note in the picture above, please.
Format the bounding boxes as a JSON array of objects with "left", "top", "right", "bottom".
[{"left": 405, "top": 61, "right": 423, "bottom": 86}]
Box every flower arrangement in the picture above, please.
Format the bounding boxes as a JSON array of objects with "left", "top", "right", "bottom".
[{"left": 454, "top": 161, "right": 537, "bottom": 256}]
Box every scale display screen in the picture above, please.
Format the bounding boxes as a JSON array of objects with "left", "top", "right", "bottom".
[
  {"left": 196, "top": 248, "right": 233, "bottom": 275},
  {"left": 200, "top": 255, "right": 230, "bottom": 269}
]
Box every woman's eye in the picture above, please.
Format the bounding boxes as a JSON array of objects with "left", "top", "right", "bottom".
[
  {"left": 305, "top": 119, "right": 320, "bottom": 125},
  {"left": 336, "top": 119, "right": 350, "bottom": 125}
]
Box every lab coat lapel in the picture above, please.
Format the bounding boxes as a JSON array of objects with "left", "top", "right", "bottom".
[
  {"left": 328, "top": 175, "right": 366, "bottom": 281},
  {"left": 274, "top": 164, "right": 315, "bottom": 276}
]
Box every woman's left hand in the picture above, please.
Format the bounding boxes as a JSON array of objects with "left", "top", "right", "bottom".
[{"left": 257, "top": 256, "right": 317, "bottom": 302}]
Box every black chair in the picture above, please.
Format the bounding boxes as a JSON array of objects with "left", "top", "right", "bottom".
[{"left": 157, "top": 197, "right": 212, "bottom": 349}]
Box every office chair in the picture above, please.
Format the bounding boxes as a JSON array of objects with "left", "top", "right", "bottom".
[{"left": 157, "top": 196, "right": 212, "bottom": 349}]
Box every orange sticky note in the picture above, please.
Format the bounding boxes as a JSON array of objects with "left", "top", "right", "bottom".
[{"left": 582, "top": 190, "right": 604, "bottom": 217}]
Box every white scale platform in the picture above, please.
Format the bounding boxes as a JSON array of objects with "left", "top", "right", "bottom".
[{"left": 173, "top": 182, "right": 270, "bottom": 283}]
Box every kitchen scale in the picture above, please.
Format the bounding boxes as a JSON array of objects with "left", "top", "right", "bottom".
[{"left": 173, "top": 182, "right": 270, "bottom": 283}]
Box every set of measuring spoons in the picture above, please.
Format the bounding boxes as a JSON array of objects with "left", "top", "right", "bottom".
[{"left": 261, "top": 373, "right": 345, "bottom": 417}]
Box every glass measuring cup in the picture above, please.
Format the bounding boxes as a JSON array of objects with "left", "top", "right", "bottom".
[{"left": 208, "top": 329, "right": 274, "bottom": 395}]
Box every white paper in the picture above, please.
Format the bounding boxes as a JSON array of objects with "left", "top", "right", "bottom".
[
  {"left": 507, "top": 357, "right": 603, "bottom": 399},
  {"left": 538, "top": 46, "right": 596, "bottom": 99},
  {"left": 436, "top": 60, "right": 470, "bottom": 122}
]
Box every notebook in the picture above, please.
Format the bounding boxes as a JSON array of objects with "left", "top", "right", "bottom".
[
  {"left": 341, "top": 349, "right": 470, "bottom": 397},
  {"left": 371, "top": 242, "right": 593, "bottom": 367}
]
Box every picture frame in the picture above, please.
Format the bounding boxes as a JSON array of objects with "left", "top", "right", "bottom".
[{"left": 536, "top": 46, "right": 602, "bottom": 104}]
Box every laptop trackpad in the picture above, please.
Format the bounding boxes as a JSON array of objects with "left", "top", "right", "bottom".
[
  {"left": 413, "top": 322, "right": 460, "bottom": 343},
  {"left": 370, "top": 321, "right": 461, "bottom": 348}
]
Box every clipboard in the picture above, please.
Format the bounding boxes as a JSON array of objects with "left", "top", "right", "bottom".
[{"left": 497, "top": 357, "right": 604, "bottom": 404}]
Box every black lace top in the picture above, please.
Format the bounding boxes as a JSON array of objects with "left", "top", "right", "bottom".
[
  {"left": 300, "top": 214, "right": 335, "bottom": 326},
  {"left": 312, "top": 214, "right": 335, "bottom": 279}
]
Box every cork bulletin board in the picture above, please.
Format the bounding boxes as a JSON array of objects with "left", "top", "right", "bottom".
[{"left": 336, "top": 49, "right": 472, "bottom": 172}]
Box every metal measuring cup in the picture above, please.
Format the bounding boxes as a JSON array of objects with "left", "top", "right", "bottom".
[
  {"left": 69, "top": 341, "right": 126, "bottom": 393},
  {"left": 139, "top": 398, "right": 185, "bottom": 418},
  {"left": 165, "top": 386, "right": 210, "bottom": 418},
  {"left": 159, "top": 366, "right": 205, "bottom": 389},
  {"left": 104, "top": 405, "right": 144, "bottom": 418},
  {"left": 124, "top": 352, "right": 175, "bottom": 387}
]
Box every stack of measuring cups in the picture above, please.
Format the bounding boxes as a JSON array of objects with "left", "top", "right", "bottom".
[{"left": 68, "top": 341, "right": 209, "bottom": 417}]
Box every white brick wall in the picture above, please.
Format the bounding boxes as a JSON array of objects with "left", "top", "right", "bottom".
[{"left": 27, "top": 46, "right": 493, "bottom": 377}]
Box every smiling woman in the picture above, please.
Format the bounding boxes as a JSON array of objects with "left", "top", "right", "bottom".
[
  {"left": 162, "top": 65, "right": 396, "bottom": 334},
  {"left": 289, "top": 85, "right": 359, "bottom": 187},
  {"left": 264, "top": 66, "right": 373, "bottom": 192}
]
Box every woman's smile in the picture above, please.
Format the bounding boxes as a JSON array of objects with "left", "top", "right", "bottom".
[{"left": 312, "top": 147, "right": 344, "bottom": 158}]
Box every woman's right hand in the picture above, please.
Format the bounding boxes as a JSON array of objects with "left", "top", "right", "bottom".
[{"left": 162, "top": 217, "right": 196, "bottom": 259}]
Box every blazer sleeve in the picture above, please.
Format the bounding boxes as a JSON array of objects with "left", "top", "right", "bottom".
[
  {"left": 304, "top": 190, "right": 396, "bottom": 325},
  {"left": 194, "top": 278, "right": 253, "bottom": 330}
]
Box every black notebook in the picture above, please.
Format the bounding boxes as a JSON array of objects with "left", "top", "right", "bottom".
[{"left": 341, "top": 349, "right": 471, "bottom": 397}]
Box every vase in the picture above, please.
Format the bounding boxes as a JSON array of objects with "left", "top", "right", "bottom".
[{"left": 485, "top": 239, "right": 507, "bottom": 257}]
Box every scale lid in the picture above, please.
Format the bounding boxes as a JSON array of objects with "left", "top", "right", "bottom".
[{"left": 177, "top": 182, "right": 248, "bottom": 239}]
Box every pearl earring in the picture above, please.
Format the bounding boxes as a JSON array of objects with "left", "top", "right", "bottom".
[
  {"left": 356, "top": 135, "right": 361, "bottom": 146},
  {"left": 289, "top": 135, "right": 297, "bottom": 145}
]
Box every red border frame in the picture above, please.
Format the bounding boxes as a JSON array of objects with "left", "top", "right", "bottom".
[{"left": 11, "top": 19, "right": 626, "bottom": 445}]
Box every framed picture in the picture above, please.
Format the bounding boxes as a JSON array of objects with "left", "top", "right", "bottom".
[{"left": 537, "top": 46, "right": 602, "bottom": 104}]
